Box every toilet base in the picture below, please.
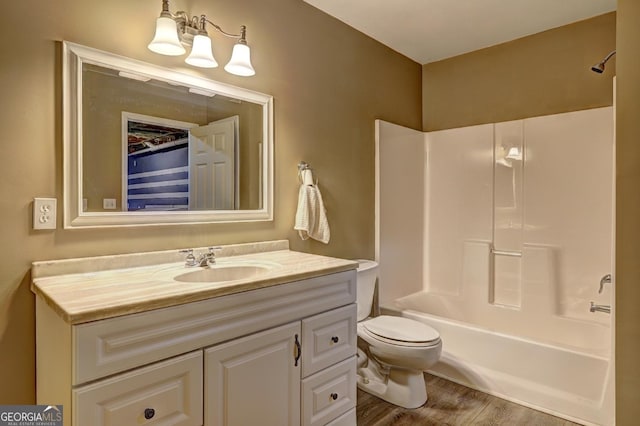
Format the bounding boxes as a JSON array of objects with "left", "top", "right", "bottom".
[{"left": 357, "top": 353, "right": 427, "bottom": 409}]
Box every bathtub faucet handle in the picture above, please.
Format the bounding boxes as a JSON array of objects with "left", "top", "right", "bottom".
[{"left": 598, "top": 274, "right": 612, "bottom": 294}]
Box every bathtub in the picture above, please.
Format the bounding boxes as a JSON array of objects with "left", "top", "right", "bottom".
[
  {"left": 382, "top": 299, "right": 614, "bottom": 426},
  {"left": 375, "top": 112, "right": 615, "bottom": 425}
]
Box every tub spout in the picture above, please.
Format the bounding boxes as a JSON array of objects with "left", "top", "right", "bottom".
[{"left": 589, "top": 302, "right": 611, "bottom": 314}]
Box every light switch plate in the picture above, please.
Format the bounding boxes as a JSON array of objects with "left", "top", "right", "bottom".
[
  {"left": 103, "top": 198, "right": 116, "bottom": 209},
  {"left": 33, "top": 198, "right": 57, "bottom": 230}
]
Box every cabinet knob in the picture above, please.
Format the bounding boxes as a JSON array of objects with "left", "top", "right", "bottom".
[
  {"left": 144, "top": 408, "right": 155, "bottom": 420},
  {"left": 331, "top": 336, "right": 339, "bottom": 343},
  {"left": 330, "top": 392, "right": 338, "bottom": 401}
]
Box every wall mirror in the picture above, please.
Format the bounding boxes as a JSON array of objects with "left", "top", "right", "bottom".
[{"left": 63, "top": 41, "right": 273, "bottom": 228}]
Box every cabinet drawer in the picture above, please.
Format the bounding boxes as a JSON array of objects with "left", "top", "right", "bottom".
[
  {"left": 302, "top": 357, "right": 356, "bottom": 426},
  {"left": 73, "top": 351, "right": 203, "bottom": 426},
  {"left": 302, "top": 304, "right": 357, "bottom": 377},
  {"left": 325, "top": 408, "right": 356, "bottom": 426}
]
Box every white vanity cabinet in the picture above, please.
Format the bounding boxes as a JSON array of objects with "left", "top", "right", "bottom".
[
  {"left": 205, "top": 304, "right": 358, "bottom": 426},
  {"left": 35, "top": 268, "right": 357, "bottom": 426}
]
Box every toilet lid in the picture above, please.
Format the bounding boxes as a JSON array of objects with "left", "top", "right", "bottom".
[{"left": 363, "top": 316, "right": 440, "bottom": 343}]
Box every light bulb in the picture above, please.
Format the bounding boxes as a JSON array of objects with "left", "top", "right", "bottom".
[
  {"left": 224, "top": 43, "right": 255, "bottom": 76},
  {"left": 185, "top": 34, "right": 218, "bottom": 68},
  {"left": 148, "top": 16, "right": 185, "bottom": 56}
]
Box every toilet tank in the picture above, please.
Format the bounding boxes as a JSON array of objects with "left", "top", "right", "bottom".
[{"left": 356, "top": 259, "right": 379, "bottom": 321}]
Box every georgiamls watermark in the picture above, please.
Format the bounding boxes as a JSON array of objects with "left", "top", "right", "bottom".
[{"left": 0, "top": 405, "right": 62, "bottom": 426}]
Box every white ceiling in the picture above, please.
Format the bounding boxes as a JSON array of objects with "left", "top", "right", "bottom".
[{"left": 303, "top": 0, "right": 616, "bottom": 64}]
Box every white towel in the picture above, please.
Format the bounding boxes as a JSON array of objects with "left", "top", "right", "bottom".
[{"left": 294, "top": 182, "right": 330, "bottom": 244}]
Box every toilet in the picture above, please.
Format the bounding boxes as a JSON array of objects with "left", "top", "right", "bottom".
[{"left": 355, "top": 259, "right": 442, "bottom": 409}]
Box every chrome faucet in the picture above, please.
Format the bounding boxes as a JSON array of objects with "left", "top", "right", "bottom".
[
  {"left": 590, "top": 302, "right": 611, "bottom": 314},
  {"left": 180, "top": 247, "right": 222, "bottom": 267},
  {"left": 197, "top": 246, "right": 222, "bottom": 267}
]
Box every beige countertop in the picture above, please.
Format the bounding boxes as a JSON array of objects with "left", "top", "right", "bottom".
[{"left": 31, "top": 241, "right": 358, "bottom": 325}]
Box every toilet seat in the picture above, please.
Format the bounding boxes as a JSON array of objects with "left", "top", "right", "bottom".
[{"left": 361, "top": 316, "right": 440, "bottom": 347}]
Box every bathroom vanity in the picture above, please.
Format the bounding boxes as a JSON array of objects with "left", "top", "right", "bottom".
[{"left": 32, "top": 241, "right": 358, "bottom": 426}]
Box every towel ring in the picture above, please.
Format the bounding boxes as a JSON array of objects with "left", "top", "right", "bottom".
[
  {"left": 298, "top": 161, "right": 311, "bottom": 172},
  {"left": 297, "top": 161, "right": 318, "bottom": 185}
]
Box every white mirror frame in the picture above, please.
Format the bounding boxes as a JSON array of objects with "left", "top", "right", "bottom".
[{"left": 63, "top": 41, "right": 273, "bottom": 228}]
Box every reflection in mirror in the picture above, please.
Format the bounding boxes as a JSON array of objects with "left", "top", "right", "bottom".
[
  {"left": 83, "top": 63, "right": 263, "bottom": 212},
  {"left": 64, "top": 42, "right": 273, "bottom": 228}
]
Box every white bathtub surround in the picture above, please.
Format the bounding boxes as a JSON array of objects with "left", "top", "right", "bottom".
[
  {"left": 390, "top": 242, "right": 610, "bottom": 355},
  {"left": 375, "top": 106, "right": 614, "bottom": 425}
]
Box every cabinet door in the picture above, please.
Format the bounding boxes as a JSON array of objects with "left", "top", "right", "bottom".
[{"left": 205, "top": 322, "right": 301, "bottom": 426}]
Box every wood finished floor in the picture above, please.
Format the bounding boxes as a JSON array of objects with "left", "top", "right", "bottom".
[{"left": 356, "top": 373, "right": 582, "bottom": 426}]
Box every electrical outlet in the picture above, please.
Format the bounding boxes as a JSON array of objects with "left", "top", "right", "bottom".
[
  {"left": 103, "top": 198, "right": 117, "bottom": 210},
  {"left": 33, "top": 198, "right": 57, "bottom": 230}
]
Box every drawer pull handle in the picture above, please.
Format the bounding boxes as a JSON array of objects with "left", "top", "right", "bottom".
[
  {"left": 330, "top": 393, "right": 339, "bottom": 401},
  {"left": 144, "top": 408, "right": 155, "bottom": 420},
  {"left": 331, "top": 336, "right": 339, "bottom": 343},
  {"left": 294, "top": 334, "right": 302, "bottom": 367}
]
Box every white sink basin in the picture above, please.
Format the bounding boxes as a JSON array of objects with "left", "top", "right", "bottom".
[
  {"left": 174, "top": 264, "right": 271, "bottom": 283},
  {"left": 154, "top": 259, "right": 280, "bottom": 284}
]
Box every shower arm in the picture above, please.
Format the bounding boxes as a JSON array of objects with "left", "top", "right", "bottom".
[{"left": 601, "top": 50, "right": 617, "bottom": 64}]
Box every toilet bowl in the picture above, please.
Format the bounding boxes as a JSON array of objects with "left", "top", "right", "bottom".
[{"left": 355, "top": 260, "right": 442, "bottom": 409}]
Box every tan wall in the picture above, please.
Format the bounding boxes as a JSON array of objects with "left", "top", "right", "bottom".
[
  {"left": 422, "top": 12, "right": 616, "bottom": 131},
  {"left": 615, "top": 0, "right": 640, "bottom": 423},
  {"left": 0, "top": 0, "right": 422, "bottom": 403}
]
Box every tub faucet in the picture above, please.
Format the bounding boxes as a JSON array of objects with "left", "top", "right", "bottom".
[
  {"left": 598, "top": 274, "right": 612, "bottom": 294},
  {"left": 590, "top": 302, "right": 611, "bottom": 314}
]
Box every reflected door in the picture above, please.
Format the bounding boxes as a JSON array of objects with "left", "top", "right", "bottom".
[{"left": 189, "top": 116, "right": 238, "bottom": 210}]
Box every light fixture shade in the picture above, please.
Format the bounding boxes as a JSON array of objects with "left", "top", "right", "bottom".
[
  {"left": 148, "top": 16, "right": 185, "bottom": 56},
  {"left": 224, "top": 43, "right": 255, "bottom": 76},
  {"left": 185, "top": 34, "right": 219, "bottom": 68}
]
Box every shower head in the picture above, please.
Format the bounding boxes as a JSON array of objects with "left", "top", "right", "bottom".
[{"left": 590, "top": 50, "right": 616, "bottom": 74}]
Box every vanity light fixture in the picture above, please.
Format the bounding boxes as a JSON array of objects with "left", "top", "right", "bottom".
[{"left": 148, "top": 0, "right": 255, "bottom": 77}]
